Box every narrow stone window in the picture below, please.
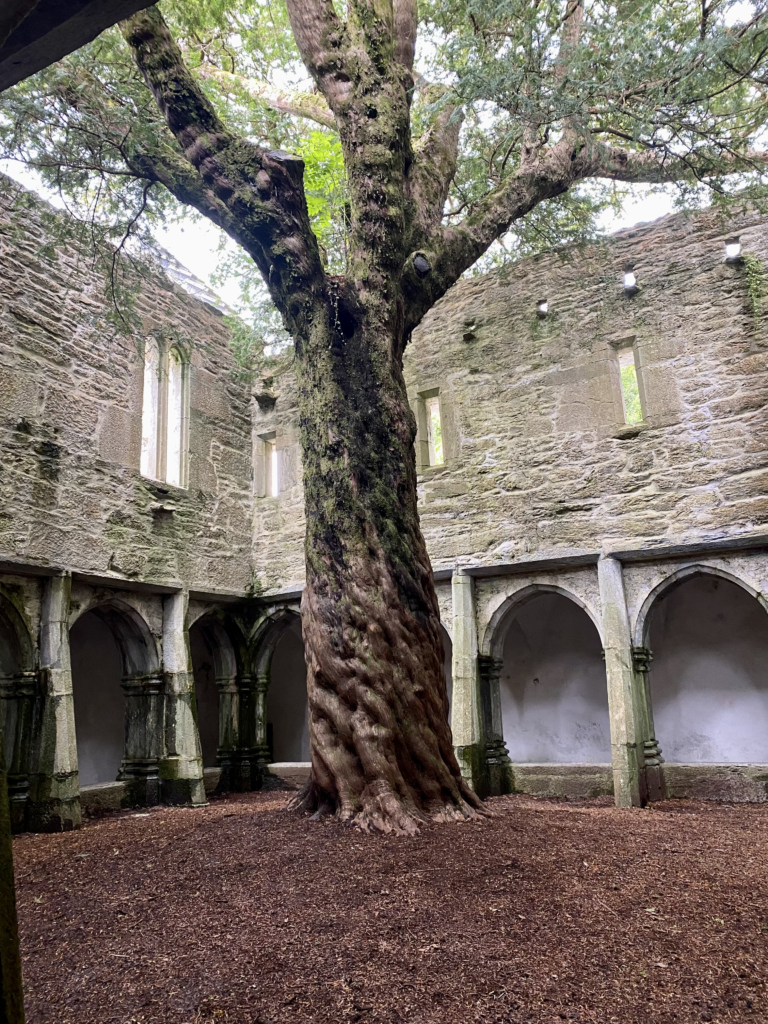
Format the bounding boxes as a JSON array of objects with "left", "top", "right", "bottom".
[
  {"left": 260, "top": 433, "right": 279, "bottom": 497},
  {"left": 165, "top": 348, "right": 189, "bottom": 488},
  {"left": 140, "top": 338, "right": 160, "bottom": 479},
  {"left": 618, "top": 345, "right": 643, "bottom": 425},
  {"left": 415, "top": 388, "right": 446, "bottom": 469},
  {"left": 425, "top": 394, "right": 444, "bottom": 466},
  {"left": 140, "top": 339, "right": 189, "bottom": 487}
]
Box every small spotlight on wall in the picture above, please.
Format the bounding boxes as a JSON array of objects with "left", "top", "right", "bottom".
[
  {"left": 724, "top": 237, "right": 742, "bottom": 263},
  {"left": 623, "top": 265, "right": 638, "bottom": 295},
  {"left": 536, "top": 298, "right": 549, "bottom": 318}
]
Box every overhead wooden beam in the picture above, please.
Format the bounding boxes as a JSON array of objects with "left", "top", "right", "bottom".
[{"left": 0, "top": 0, "right": 152, "bottom": 93}]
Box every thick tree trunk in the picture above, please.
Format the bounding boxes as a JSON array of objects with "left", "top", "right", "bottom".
[{"left": 290, "top": 293, "right": 482, "bottom": 834}]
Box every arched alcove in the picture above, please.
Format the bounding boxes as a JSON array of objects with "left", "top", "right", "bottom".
[
  {"left": 189, "top": 616, "right": 237, "bottom": 769},
  {"left": 497, "top": 591, "right": 610, "bottom": 762},
  {"left": 69, "top": 602, "right": 158, "bottom": 787},
  {"left": 0, "top": 597, "right": 35, "bottom": 819},
  {"left": 647, "top": 573, "right": 768, "bottom": 762},
  {"left": 266, "top": 614, "right": 309, "bottom": 762}
]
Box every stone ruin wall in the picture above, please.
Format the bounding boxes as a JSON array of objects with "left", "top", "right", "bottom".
[
  {"left": 253, "top": 206, "right": 768, "bottom": 592},
  {"left": 0, "top": 178, "right": 253, "bottom": 595}
]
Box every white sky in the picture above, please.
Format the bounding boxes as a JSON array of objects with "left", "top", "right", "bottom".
[{"left": 1, "top": 158, "right": 680, "bottom": 309}]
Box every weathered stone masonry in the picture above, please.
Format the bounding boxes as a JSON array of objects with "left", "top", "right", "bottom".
[{"left": 2, "top": 173, "right": 768, "bottom": 831}]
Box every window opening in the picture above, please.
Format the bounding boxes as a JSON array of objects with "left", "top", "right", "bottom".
[
  {"left": 426, "top": 395, "right": 444, "bottom": 466},
  {"left": 165, "top": 349, "right": 186, "bottom": 487},
  {"left": 140, "top": 339, "right": 160, "bottom": 479},
  {"left": 725, "top": 237, "right": 741, "bottom": 262},
  {"left": 140, "top": 340, "right": 189, "bottom": 487},
  {"left": 618, "top": 346, "right": 643, "bottom": 425},
  {"left": 266, "top": 437, "right": 279, "bottom": 496}
]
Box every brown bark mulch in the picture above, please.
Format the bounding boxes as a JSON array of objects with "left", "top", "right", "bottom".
[{"left": 11, "top": 792, "right": 768, "bottom": 1024}]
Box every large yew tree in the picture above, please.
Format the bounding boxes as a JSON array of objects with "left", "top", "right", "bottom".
[{"left": 3, "top": 1, "right": 768, "bottom": 832}]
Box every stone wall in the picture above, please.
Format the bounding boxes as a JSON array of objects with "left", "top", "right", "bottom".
[
  {"left": 0, "top": 177, "right": 253, "bottom": 594},
  {"left": 251, "top": 206, "right": 768, "bottom": 591}
]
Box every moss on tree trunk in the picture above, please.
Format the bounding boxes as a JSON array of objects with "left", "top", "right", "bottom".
[{"left": 288, "top": 293, "right": 481, "bottom": 833}]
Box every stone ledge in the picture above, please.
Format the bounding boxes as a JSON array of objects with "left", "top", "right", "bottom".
[
  {"left": 268, "top": 762, "right": 311, "bottom": 789},
  {"left": 79, "top": 768, "right": 220, "bottom": 815},
  {"left": 509, "top": 763, "right": 614, "bottom": 799},
  {"left": 662, "top": 763, "right": 768, "bottom": 802}
]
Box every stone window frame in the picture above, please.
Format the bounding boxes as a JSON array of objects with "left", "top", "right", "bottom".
[
  {"left": 140, "top": 338, "right": 191, "bottom": 488},
  {"left": 255, "top": 430, "right": 279, "bottom": 498},
  {"left": 608, "top": 335, "right": 648, "bottom": 430},
  {"left": 414, "top": 386, "right": 447, "bottom": 471}
]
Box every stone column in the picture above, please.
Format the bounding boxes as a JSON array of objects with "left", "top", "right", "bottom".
[
  {"left": 598, "top": 556, "right": 644, "bottom": 808},
  {"left": 478, "top": 655, "right": 512, "bottom": 795},
  {"left": 0, "top": 722, "right": 25, "bottom": 1024},
  {"left": 26, "top": 574, "right": 81, "bottom": 832},
  {"left": 253, "top": 673, "right": 272, "bottom": 772},
  {"left": 158, "top": 592, "right": 206, "bottom": 806},
  {"left": 0, "top": 669, "right": 36, "bottom": 832},
  {"left": 451, "top": 571, "right": 486, "bottom": 795},
  {"left": 215, "top": 673, "right": 241, "bottom": 792},
  {"left": 120, "top": 673, "right": 163, "bottom": 807},
  {"left": 632, "top": 646, "right": 666, "bottom": 802}
]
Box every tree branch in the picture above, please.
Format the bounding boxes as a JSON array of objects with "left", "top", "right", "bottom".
[
  {"left": 121, "top": 5, "right": 326, "bottom": 333},
  {"left": 284, "top": 0, "right": 351, "bottom": 113},
  {"left": 402, "top": 132, "right": 768, "bottom": 333},
  {"left": 394, "top": 0, "right": 417, "bottom": 73},
  {"left": 406, "top": 95, "right": 463, "bottom": 243},
  {"left": 196, "top": 66, "right": 336, "bottom": 131}
]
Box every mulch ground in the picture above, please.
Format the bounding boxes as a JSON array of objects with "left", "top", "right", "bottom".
[{"left": 11, "top": 792, "right": 768, "bottom": 1024}]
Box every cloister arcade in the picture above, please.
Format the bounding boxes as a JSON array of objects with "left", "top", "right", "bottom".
[{"left": 1, "top": 554, "right": 768, "bottom": 831}]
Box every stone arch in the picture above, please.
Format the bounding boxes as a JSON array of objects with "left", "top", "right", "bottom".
[
  {"left": 490, "top": 586, "right": 610, "bottom": 765},
  {"left": 189, "top": 613, "right": 240, "bottom": 770},
  {"left": 250, "top": 606, "right": 307, "bottom": 765},
  {"left": 0, "top": 590, "right": 37, "bottom": 828},
  {"left": 482, "top": 583, "right": 603, "bottom": 661},
  {"left": 633, "top": 563, "right": 768, "bottom": 648},
  {"left": 69, "top": 599, "right": 162, "bottom": 800},
  {"left": 638, "top": 564, "right": 768, "bottom": 764}
]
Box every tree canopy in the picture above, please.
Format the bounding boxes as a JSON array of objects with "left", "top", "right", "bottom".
[
  {"left": 2, "top": 0, "right": 767, "bottom": 337},
  {"left": 3, "top": 1, "right": 768, "bottom": 833}
]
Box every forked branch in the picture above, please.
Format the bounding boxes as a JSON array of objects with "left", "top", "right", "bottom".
[{"left": 122, "top": 5, "right": 326, "bottom": 332}]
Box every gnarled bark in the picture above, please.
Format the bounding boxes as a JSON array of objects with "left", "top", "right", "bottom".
[{"left": 290, "top": 297, "right": 482, "bottom": 834}]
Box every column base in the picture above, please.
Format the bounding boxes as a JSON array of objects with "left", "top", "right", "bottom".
[
  {"left": 485, "top": 741, "right": 514, "bottom": 797},
  {"left": 158, "top": 757, "right": 206, "bottom": 806},
  {"left": 25, "top": 778, "right": 81, "bottom": 832},
  {"left": 120, "top": 760, "right": 161, "bottom": 808},
  {"left": 217, "top": 749, "right": 261, "bottom": 793},
  {"left": 454, "top": 742, "right": 488, "bottom": 798},
  {"left": 160, "top": 776, "right": 207, "bottom": 806}
]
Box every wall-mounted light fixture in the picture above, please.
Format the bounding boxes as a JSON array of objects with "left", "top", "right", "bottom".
[
  {"left": 623, "top": 264, "right": 638, "bottom": 295},
  {"left": 536, "top": 298, "right": 549, "bottom": 318},
  {"left": 724, "top": 237, "right": 742, "bottom": 263}
]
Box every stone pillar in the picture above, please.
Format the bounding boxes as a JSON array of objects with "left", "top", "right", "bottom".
[
  {"left": 632, "top": 646, "right": 666, "bottom": 802},
  {"left": 0, "top": 671, "right": 36, "bottom": 833},
  {"left": 598, "top": 556, "right": 644, "bottom": 808},
  {"left": 26, "top": 574, "right": 81, "bottom": 832},
  {"left": 478, "top": 655, "right": 512, "bottom": 795},
  {"left": 120, "top": 673, "right": 163, "bottom": 807},
  {"left": 215, "top": 673, "right": 241, "bottom": 792},
  {"left": 451, "top": 571, "right": 486, "bottom": 795},
  {"left": 0, "top": 723, "right": 25, "bottom": 1024},
  {"left": 158, "top": 592, "right": 205, "bottom": 806},
  {"left": 253, "top": 673, "right": 272, "bottom": 772}
]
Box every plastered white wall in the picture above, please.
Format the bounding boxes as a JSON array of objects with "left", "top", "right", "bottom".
[
  {"left": 267, "top": 619, "right": 310, "bottom": 761},
  {"left": 498, "top": 593, "right": 611, "bottom": 763},
  {"left": 649, "top": 575, "right": 768, "bottom": 762},
  {"left": 70, "top": 610, "right": 125, "bottom": 785}
]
